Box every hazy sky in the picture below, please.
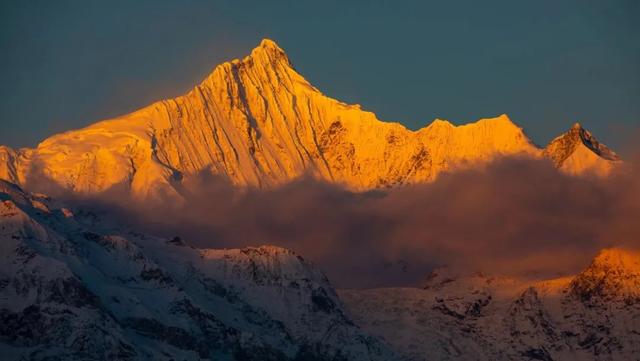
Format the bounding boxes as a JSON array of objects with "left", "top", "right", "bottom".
[{"left": 1, "top": 0, "right": 638, "bottom": 149}]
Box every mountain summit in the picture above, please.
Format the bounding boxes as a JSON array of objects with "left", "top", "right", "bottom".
[
  {"left": 543, "top": 122, "right": 620, "bottom": 176},
  {"left": 0, "top": 39, "right": 620, "bottom": 199},
  {"left": 570, "top": 248, "right": 640, "bottom": 302}
]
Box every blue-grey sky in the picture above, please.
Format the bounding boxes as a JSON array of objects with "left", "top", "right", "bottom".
[{"left": 1, "top": 0, "right": 638, "bottom": 149}]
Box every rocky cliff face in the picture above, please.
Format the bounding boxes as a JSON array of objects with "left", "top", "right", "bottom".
[
  {"left": 0, "top": 39, "right": 618, "bottom": 200},
  {"left": 340, "top": 248, "right": 640, "bottom": 361},
  {"left": 0, "top": 180, "right": 394, "bottom": 360}
]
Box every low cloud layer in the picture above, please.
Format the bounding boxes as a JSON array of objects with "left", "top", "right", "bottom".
[{"left": 28, "top": 155, "right": 640, "bottom": 288}]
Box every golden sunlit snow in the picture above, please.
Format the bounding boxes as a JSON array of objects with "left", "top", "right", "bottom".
[{"left": 0, "top": 40, "right": 620, "bottom": 199}]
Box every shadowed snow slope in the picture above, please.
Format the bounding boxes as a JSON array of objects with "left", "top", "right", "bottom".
[
  {"left": 0, "top": 180, "right": 394, "bottom": 360},
  {"left": 0, "top": 39, "right": 619, "bottom": 200}
]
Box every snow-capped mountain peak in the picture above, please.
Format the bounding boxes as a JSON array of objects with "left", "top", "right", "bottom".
[
  {"left": 570, "top": 248, "right": 640, "bottom": 303},
  {"left": 0, "top": 40, "right": 623, "bottom": 199},
  {"left": 249, "top": 38, "right": 290, "bottom": 64},
  {"left": 543, "top": 122, "right": 620, "bottom": 176},
  {"left": 588, "top": 247, "right": 640, "bottom": 272},
  {"left": 547, "top": 122, "right": 620, "bottom": 161}
]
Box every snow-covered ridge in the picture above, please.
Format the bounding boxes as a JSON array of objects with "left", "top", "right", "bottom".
[
  {"left": 2, "top": 179, "right": 639, "bottom": 360},
  {"left": 341, "top": 247, "right": 640, "bottom": 361},
  {"left": 0, "top": 180, "right": 394, "bottom": 360},
  {"left": 0, "top": 39, "right": 619, "bottom": 200}
]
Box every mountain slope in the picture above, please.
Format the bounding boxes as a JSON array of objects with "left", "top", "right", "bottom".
[
  {"left": 0, "top": 39, "right": 603, "bottom": 199},
  {"left": 0, "top": 180, "right": 394, "bottom": 360},
  {"left": 340, "top": 248, "right": 640, "bottom": 361}
]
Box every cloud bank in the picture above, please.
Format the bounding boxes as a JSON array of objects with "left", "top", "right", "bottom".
[{"left": 27, "top": 155, "right": 640, "bottom": 288}]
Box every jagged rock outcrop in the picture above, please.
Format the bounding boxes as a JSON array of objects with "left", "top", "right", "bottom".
[
  {"left": 0, "top": 180, "right": 394, "bottom": 360},
  {"left": 341, "top": 248, "right": 640, "bottom": 361},
  {"left": 0, "top": 39, "right": 617, "bottom": 200}
]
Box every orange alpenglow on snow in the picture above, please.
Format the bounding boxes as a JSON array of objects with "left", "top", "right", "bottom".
[
  {"left": 543, "top": 122, "right": 621, "bottom": 177},
  {"left": 0, "top": 39, "right": 621, "bottom": 199},
  {"left": 570, "top": 248, "right": 640, "bottom": 301}
]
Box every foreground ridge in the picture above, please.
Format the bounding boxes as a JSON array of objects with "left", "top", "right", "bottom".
[
  {"left": 1, "top": 178, "right": 638, "bottom": 360},
  {"left": 0, "top": 39, "right": 620, "bottom": 199},
  {"left": 0, "top": 180, "right": 394, "bottom": 360},
  {"left": 341, "top": 247, "right": 640, "bottom": 361}
]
